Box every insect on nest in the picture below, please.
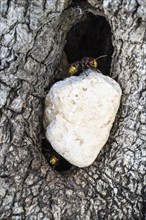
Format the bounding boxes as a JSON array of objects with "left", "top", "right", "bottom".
[{"left": 60, "top": 55, "right": 107, "bottom": 77}]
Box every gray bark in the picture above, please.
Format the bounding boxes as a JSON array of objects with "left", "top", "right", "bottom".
[{"left": 0, "top": 0, "right": 146, "bottom": 219}]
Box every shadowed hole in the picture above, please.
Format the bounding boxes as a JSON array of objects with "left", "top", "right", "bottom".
[
  {"left": 43, "top": 13, "right": 114, "bottom": 173},
  {"left": 64, "top": 12, "right": 114, "bottom": 76},
  {"left": 42, "top": 138, "right": 72, "bottom": 172}
]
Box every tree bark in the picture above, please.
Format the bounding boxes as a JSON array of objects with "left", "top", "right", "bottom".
[{"left": 0, "top": 0, "right": 146, "bottom": 219}]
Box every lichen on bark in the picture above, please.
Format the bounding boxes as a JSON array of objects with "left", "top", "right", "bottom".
[{"left": 0, "top": 0, "right": 146, "bottom": 219}]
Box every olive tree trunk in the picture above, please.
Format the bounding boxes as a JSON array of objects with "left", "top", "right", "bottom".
[{"left": 0, "top": 0, "right": 146, "bottom": 219}]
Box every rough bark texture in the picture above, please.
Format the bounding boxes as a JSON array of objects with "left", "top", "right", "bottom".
[{"left": 0, "top": 0, "right": 146, "bottom": 219}]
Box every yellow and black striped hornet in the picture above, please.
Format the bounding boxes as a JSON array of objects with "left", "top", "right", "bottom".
[
  {"left": 49, "top": 155, "right": 59, "bottom": 166},
  {"left": 43, "top": 149, "right": 60, "bottom": 169},
  {"left": 68, "top": 55, "right": 107, "bottom": 76}
]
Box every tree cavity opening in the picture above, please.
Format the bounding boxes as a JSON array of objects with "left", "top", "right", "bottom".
[
  {"left": 42, "top": 13, "right": 114, "bottom": 173},
  {"left": 42, "top": 138, "right": 73, "bottom": 173},
  {"left": 64, "top": 13, "right": 114, "bottom": 76}
]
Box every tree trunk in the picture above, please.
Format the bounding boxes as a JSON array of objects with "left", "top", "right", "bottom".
[{"left": 0, "top": 0, "right": 146, "bottom": 219}]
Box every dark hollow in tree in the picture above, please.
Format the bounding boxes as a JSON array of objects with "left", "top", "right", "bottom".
[
  {"left": 42, "top": 13, "right": 114, "bottom": 172},
  {"left": 42, "top": 138, "right": 73, "bottom": 173},
  {"left": 65, "top": 13, "right": 114, "bottom": 76}
]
